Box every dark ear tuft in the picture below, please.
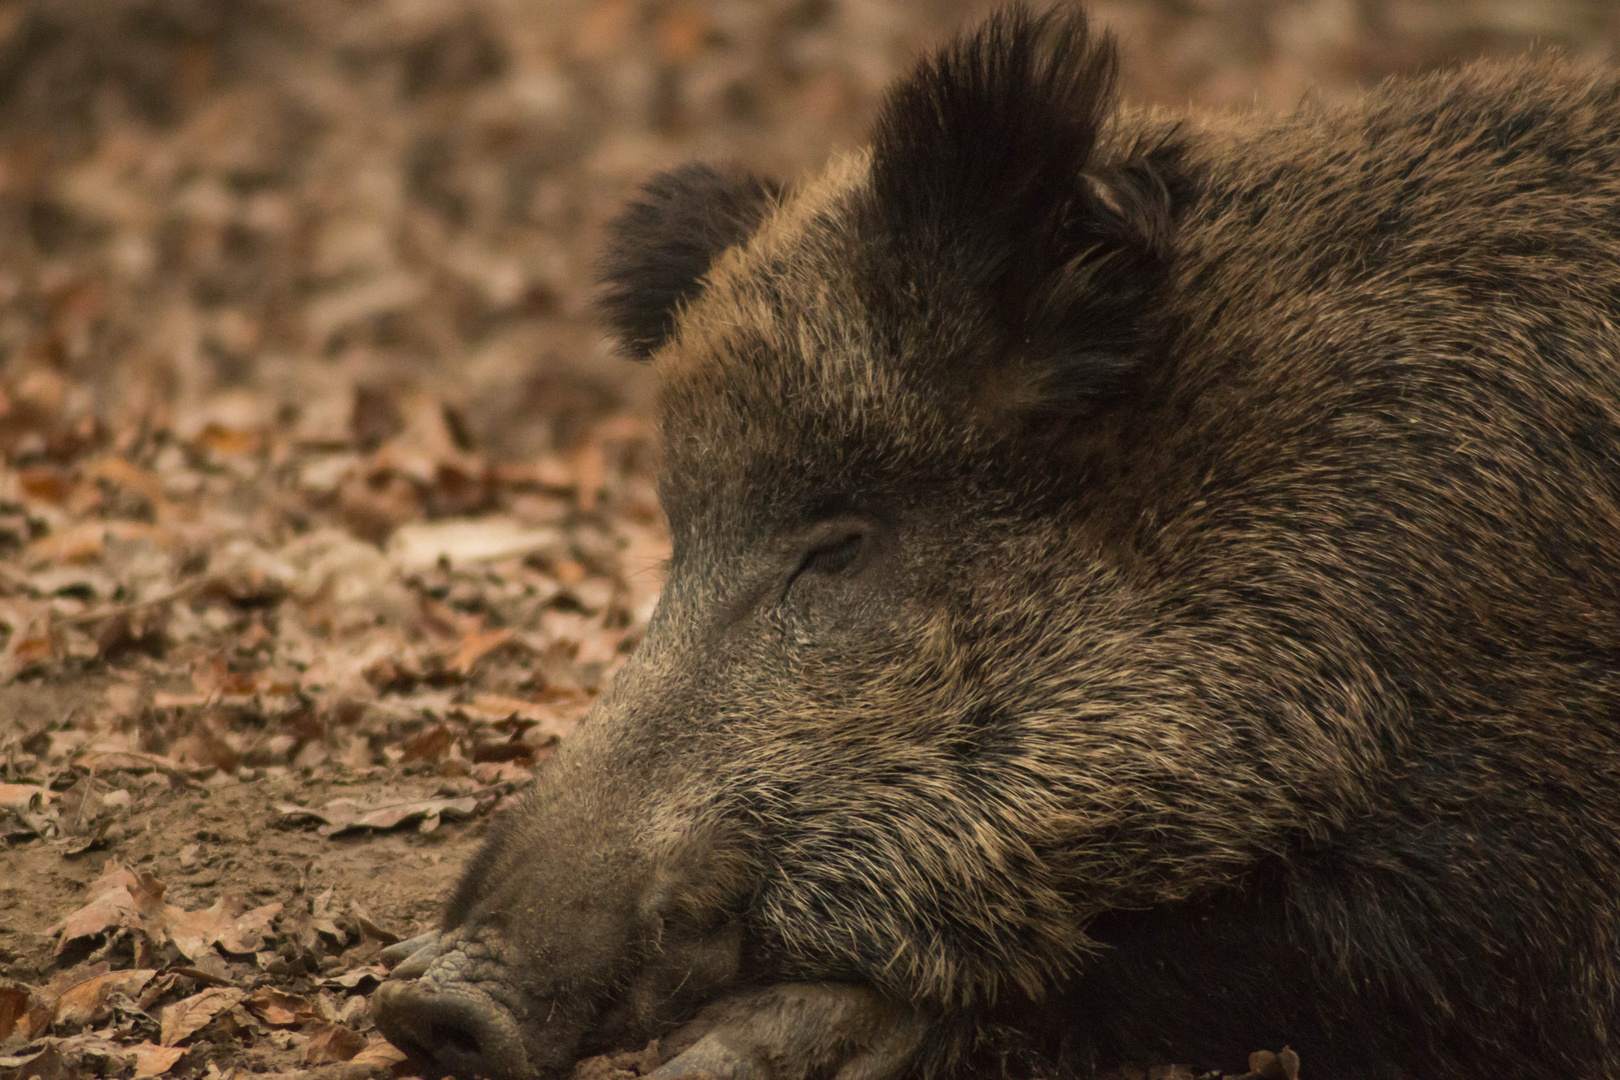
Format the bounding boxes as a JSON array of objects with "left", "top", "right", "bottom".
[
  {"left": 598, "top": 163, "right": 781, "bottom": 359},
  {"left": 869, "top": 4, "right": 1186, "bottom": 418},
  {"left": 870, "top": 4, "right": 1118, "bottom": 246}
]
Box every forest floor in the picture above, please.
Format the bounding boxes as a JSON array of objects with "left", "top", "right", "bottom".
[{"left": 0, "top": 1, "right": 1616, "bottom": 1078}]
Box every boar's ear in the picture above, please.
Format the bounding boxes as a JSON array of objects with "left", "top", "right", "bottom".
[
  {"left": 598, "top": 163, "right": 782, "bottom": 359},
  {"left": 867, "top": 4, "right": 1185, "bottom": 418}
]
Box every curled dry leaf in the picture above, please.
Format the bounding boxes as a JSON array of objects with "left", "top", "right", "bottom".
[
  {"left": 159, "top": 986, "right": 245, "bottom": 1047},
  {"left": 319, "top": 966, "right": 387, "bottom": 991},
  {"left": 469, "top": 760, "right": 536, "bottom": 785},
  {"left": 84, "top": 456, "right": 166, "bottom": 507},
  {"left": 168, "top": 724, "right": 241, "bottom": 775},
  {"left": 310, "top": 888, "right": 346, "bottom": 944},
  {"left": 25, "top": 521, "right": 108, "bottom": 567},
  {"left": 26, "top": 521, "right": 170, "bottom": 569},
  {"left": 275, "top": 795, "right": 480, "bottom": 837},
  {"left": 243, "top": 987, "right": 317, "bottom": 1028},
  {"left": 345, "top": 902, "right": 400, "bottom": 946},
  {"left": 0, "top": 604, "right": 56, "bottom": 682},
  {"left": 50, "top": 968, "right": 156, "bottom": 1029}
]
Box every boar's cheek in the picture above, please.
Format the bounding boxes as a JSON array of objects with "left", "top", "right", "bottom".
[{"left": 584, "top": 921, "right": 747, "bottom": 1053}]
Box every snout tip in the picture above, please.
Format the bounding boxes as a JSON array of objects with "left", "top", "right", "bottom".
[{"left": 373, "top": 976, "right": 532, "bottom": 1080}]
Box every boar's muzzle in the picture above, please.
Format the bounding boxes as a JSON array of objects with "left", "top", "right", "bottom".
[
  {"left": 372, "top": 921, "right": 577, "bottom": 1080},
  {"left": 374, "top": 941, "right": 534, "bottom": 1080},
  {"left": 371, "top": 704, "right": 753, "bottom": 1080}
]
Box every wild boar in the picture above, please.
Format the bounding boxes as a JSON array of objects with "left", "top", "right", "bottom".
[{"left": 372, "top": 5, "right": 1620, "bottom": 1079}]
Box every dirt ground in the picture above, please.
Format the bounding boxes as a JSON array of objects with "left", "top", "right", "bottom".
[{"left": 1, "top": 2, "right": 1618, "bottom": 1078}]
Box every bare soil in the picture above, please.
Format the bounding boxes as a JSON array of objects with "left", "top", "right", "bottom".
[{"left": 1, "top": 2, "right": 1616, "bottom": 1078}]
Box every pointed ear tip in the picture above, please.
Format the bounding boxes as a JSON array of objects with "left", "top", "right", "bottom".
[
  {"left": 594, "top": 162, "right": 782, "bottom": 361},
  {"left": 873, "top": 1, "right": 1122, "bottom": 146},
  {"left": 595, "top": 272, "right": 687, "bottom": 362}
]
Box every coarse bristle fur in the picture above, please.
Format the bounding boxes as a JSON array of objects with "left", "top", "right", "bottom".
[{"left": 392, "top": 5, "right": 1620, "bottom": 1080}]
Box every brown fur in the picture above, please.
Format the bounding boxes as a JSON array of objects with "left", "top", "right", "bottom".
[{"left": 375, "top": 7, "right": 1620, "bottom": 1079}]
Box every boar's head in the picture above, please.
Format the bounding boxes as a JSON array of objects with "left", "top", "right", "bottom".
[{"left": 376, "top": 8, "right": 1371, "bottom": 1079}]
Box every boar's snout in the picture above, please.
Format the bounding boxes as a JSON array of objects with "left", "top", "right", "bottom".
[
  {"left": 373, "top": 724, "right": 759, "bottom": 1078},
  {"left": 373, "top": 911, "right": 750, "bottom": 1080},
  {"left": 373, "top": 975, "right": 536, "bottom": 1080},
  {"left": 373, "top": 928, "right": 560, "bottom": 1080}
]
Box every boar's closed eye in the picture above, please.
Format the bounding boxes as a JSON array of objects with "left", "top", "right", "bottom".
[{"left": 801, "top": 533, "right": 865, "bottom": 576}]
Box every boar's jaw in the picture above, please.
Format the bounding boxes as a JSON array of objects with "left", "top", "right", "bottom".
[{"left": 578, "top": 919, "right": 749, "bottom": 1055}]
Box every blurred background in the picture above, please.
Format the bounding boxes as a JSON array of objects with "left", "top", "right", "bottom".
[{"left": 1, "top": 0, "right": 1617, "bottom": 464}]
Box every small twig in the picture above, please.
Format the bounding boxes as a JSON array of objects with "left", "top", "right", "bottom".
[{"left": 56, "top": 576, "right": 210, "bottom": 627}]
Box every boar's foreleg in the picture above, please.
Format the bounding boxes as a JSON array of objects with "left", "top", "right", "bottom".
[{"left": 651, "top": 984, "right": 928, "bottom": 1080}]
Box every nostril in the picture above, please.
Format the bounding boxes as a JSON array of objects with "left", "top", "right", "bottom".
[
  {"left": 421, "top": 1016, "right": 489, "bottom": 1080},
  {"left": 425, "top": 1015, "right": 488, "bottom": 1080},
  {"left": 439, "top": 1021, "right": 482, "bottom": 1055},
  {"left": 373, "top": 978, "right": 530, "bottom": 1080}
]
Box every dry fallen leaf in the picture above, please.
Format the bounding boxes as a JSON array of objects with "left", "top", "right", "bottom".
[
  {"left": 0, "top": 783, "right": 56, "bottom": 811},
  {"left": 73, "top": 750, "right": 197, "bottom": 777},
  {"left": 216, "top": 901, "right": 282, "bottom": 955},
  {"left": 350, "top": 1038, "right": 410, "bottom": 1070},
  {"left": 51, "top": 967, "right": 156, "bottom": 1028},
  {"left": 303, "top": 1022, "right": 370, "bottom": 1065},
  {"left": 470, "top": 760, "right": 536, "bottom": 785},
  {"left": 26, "top": 520, "right": 107, "bottom": 565},
  {"left": 450, "top": 626, "right": 515, "bottom": 675},
  {"left": 129, "top": 1041, "right": 187, "bottom": 1078},
  {"left": 276, "top": 795, "right": 480, "bottom": 836},
  {"left": 400, "top": 724, "right": 453, "bottom": 764},
  {"left": 243, "top": 987, "right": 317, "bottom": 1028},
  {"left": 0, "top": 1044, "right": 67, "bottom": 1080},
  {"left": 345, "top": 903, "right": 401, "bottom": 946},
  {"left": 320, "top": 965, "right": 387, "bottom": 991},
  {"left": 0, "top": 987, "right": 30, "bottom": 1040},
  {"left": 1, "top": 604, "right": 57, "bottom": 681},
  {"left": 161, "top": 895, "right": 283, "bottom": 961},
  {"left": 387, "top": 517, "right": 562, "bottom": 572},
  {"left": 160, "top": 986, "right": 245, "bottom": 1047},
  {"left": 190, "top": 423, "right": 261, "bottom": 457},
  {"left": 85, "top": 455, "right": 166, "bottom": 506},
  {"left": 49, "top": 859, "right": 285, "bottom": 964},
  {"left": 48, "top": 862, "right": 141, "bottom": 955}
]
